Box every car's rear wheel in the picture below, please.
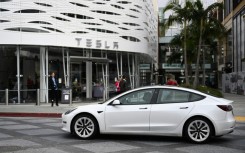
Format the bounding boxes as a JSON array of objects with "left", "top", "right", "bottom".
[
  {"left": 184, "top": 118, "right": 213, "bottom": 143},
  {"left": 72, "top": 114, "right": 98, "bottom": 139}
]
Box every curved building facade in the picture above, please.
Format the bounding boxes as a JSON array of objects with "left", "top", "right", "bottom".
[{"left": 0, "top": 0, "right": 158, "bottom": 103}]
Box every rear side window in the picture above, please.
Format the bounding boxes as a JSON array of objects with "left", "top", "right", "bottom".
[
  {"left": 156, "top": 89, "right": 205, "bottom": 104},
  {"left": 157, "top": 89, "right": 190, "bottom": 103},
  {"left": 189, "top": 93, "right": 205, "bottom": 102}
]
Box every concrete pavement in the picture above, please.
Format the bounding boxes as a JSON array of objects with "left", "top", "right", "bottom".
[
  {"left": 0, "top": 102, "right": 93, "bottom": 118},
  {"left": 1, "top": 117, "right": 244, "bottom": 152},
  {"left": 0, "top": 93, "right": 244, "bottom": 121}
]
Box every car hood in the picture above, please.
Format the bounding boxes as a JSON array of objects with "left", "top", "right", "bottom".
[{"left": 76, "top": 102, "right": 105, "bottom": 111}]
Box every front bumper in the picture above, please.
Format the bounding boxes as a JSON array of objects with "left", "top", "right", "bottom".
[{"left": 61, "top": 113, "right": 71, "bottom": 133}]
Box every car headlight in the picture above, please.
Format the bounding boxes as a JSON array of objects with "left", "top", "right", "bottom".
[{"left": 64, "top": 108, "right": 77, "bottom": 115}]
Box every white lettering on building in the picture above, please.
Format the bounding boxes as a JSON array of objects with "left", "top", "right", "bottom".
[
  {"left": 75, "top": 38, "right": 82, "bottom": 46},
  {"left": 113, "top": 42, "right": 118, "bottom": 49},
  {"left": 96, "top": 40, "right": 101, "bottom": 48},
  {"left": 75, "top": 38, "right": 119, "bottom": 49},
  {"left": 86, "top": 39, "right": 92, "bottom": 47}
]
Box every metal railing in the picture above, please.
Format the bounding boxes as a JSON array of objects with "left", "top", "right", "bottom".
[
  {"left": 0, "top": 88, "right": 73, "bottom": 106},
  {"left": 0, "top": 87, "right": 113, "bottom": 105}
]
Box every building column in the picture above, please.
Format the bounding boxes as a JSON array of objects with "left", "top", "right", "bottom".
[
  {"left": 16, "top": 46, "right": 20, "bottom": 104},
  {"left": 86, "top": 51, "right": 92, "bottom": 99},
  {"left": 40, "top": 47, "right": 48, "bottom": 103}
]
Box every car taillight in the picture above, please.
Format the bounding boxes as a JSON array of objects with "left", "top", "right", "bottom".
[{"left": 217, "top": 105, "right": 233, "bottom": 112}]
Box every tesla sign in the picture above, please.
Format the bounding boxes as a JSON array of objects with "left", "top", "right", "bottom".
[{"left": 75, "top": 38, "right": 119, "bottom": 49}]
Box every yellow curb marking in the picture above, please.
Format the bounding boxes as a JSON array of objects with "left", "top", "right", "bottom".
[{"left": 235, "top": 116, "right": 245, "bottom": 122}]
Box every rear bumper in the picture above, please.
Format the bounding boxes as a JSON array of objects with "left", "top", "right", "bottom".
[{"left": 215, "top": 119, "right": 236, "bottom": 136}]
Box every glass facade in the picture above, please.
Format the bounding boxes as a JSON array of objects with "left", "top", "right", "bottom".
[
  {"left": 233, "top": 7, "right": 245, "bottom": 72},
  {"left": 0, "top": 45, "right": 154, "bottom": 104},
  {"left": 221, "top": 2, "right": 245, "bottom": 95}
]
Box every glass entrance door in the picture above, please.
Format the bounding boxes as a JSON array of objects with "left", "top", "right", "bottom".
[
  {"left": 71, "top": 62, "right": 86, "bottom": 101},
  {"left": 70, "top": 60, "right": 109, "bottom": 102}
]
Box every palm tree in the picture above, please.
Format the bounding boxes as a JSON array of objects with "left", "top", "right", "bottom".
[
  {"left": 162, "top": 0, "right": 195, "bottom": 86},
  {"left": 192, "top": 0, "right": 225, "bottom": 89},
  {"left": 168, "top": 24, "right": 200, "bottom": 80}
]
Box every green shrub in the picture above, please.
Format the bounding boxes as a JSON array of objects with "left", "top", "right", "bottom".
[{"left": 180, "top": 84, "right": 223, "bottom": 98}]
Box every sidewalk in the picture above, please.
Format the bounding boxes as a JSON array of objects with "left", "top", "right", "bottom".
[
  {"left": 0, "top": 102, "right": 93, "bottom": 118},
  {"left": 0, "top": 93, "right": 244, "bottom": 122}
]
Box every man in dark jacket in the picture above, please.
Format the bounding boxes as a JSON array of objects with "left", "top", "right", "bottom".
[
  {"left": 49, "top": 72, "right": 59, "bottom": 107},
  {"left": 119, "top": 75, "right": 127, "bottom": 93}
]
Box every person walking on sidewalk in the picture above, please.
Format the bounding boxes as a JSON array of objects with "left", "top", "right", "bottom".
[
  {"left": 114, "top": 77, "right": 121, "bottom": 95},
  {"left": 49, "top": 72, "right": 59, "bottom": 107},
  {"left": 166, "top": 76, "right": 178, "bottom": 86},
  {"left": 119, "top": 75, "right": 127, "bottom": 93}
]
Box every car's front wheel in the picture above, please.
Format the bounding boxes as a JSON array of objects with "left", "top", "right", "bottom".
[
  {"left": 184, "top": 118, "right": 213, "bottom": 143},
  {"left": 72, "top": 114, "right": 99, "bottom": 139}
]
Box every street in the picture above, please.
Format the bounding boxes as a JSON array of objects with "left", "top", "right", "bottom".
[{"left": 0, "top": 117, "right": 244, "bottom": 153}]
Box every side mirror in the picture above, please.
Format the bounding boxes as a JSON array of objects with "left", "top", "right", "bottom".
[{"left": 111, "top": 100, "right": 120, "bottom": 105}]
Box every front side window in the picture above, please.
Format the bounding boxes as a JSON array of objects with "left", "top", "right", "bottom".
[{"left": 117, "top": 89, "right": 155, "bottom": 105}]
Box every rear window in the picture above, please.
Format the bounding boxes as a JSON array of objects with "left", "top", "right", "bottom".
[{"left": 189, "top": 93, "right": 205, "bottom": 102}]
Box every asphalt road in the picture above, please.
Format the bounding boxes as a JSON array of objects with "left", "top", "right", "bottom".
[{"left": 0, "top": 117, "right": 244, "bottom": 153}]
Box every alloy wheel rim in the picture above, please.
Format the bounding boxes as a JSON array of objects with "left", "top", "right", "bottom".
[
  {"left": 75, "top": 117, "right": 94, "bottom": 138},
  {"left": 188, "top": 120, "right": 210, "bottom": 142}
]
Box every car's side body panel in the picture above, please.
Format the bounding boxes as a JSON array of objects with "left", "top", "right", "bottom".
[
  {"left": 104, "top": 104, "right": 151, "bottom": 132},
  {"left": 149, "top": 102, "right": 194, "bottom": 132}
]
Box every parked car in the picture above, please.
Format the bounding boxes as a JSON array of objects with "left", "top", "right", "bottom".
[{"left": 62, "top": 85, "right": 235, "bottom": 143}]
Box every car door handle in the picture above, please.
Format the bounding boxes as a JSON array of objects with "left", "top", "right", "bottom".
[
  {"left": 139, "top": 107, "right": 148, "bottom": 109},
  {"left": 180, "top": 107, "right": 189, "bottom": 109}
]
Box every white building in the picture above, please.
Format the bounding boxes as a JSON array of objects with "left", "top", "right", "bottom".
[{"left": 0, "top": 0, "right": 158, "bottom": 104}]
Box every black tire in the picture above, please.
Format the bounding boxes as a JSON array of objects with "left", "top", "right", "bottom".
[
  {"left": 71, "top": 114, "right": 99, "bottom": 139},
  {"left": 184, "top": 117, "right": 213, "bottom": 143}
]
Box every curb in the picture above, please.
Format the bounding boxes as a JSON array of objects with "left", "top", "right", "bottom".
[
  {"left": 0, "top": 112, "right": 61, "bottom": 118},
  {"left": 235, "top": 116, "right": 245, "bottom": 122}
]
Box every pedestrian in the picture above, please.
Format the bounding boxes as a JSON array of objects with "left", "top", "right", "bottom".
[
  {"left": 49, "top": 72, "right": 59, "bottom": 107},
  {"left": 166, "top": 76, "right": 178, "bottom": 86},
  {"left": 114, "top": 77, "right": 121, "bottom": 94},
  {"left": 119, "top": 75, "right": 127, "bottom": 93}
]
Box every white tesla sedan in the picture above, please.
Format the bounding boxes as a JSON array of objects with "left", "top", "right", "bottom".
[{"left": 62, "top": 86, "right": 235, "bottom": 143}]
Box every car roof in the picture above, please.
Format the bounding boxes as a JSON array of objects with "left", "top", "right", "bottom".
[
  {"left": 104, "top": 85, "right": 210, "bottom": 104},
  {"left": 131, "top": 85, "right": 207, "bottom": 96}
]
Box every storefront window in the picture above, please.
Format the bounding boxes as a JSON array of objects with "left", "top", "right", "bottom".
[
  {"left": 0, "top": 46, "right": 17, "bottom": 103},
  {"left": 19, "top": 46, "right": 40, "bottom": 103}
]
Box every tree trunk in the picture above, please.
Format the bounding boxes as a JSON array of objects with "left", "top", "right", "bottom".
[
  {"left": 184, "top": 19, "right": 190, "bottom": 86},
  {"left": 193, "top": 19, "right": 203, "bottom": 89},
  {"left": 202, "top": 48, "right": 206, "bottom": 85}
]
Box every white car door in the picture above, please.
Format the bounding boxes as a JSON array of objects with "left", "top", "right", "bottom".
[
  {"left": 105, "top": 89, "right": 155, "bottom": 133},
  {"left": 150, "top": 89, "right": 198, "bottom": 133}
]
